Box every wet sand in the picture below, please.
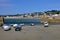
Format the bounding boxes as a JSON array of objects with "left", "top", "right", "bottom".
[{"left": 0, "top": 25, "right": 60, "bottom": 40}]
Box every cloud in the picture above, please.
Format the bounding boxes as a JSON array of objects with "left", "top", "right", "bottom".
[
  {"left": 0, "top": 0, "right": 10, "bottom": 2},
  {"left": 0, "top": 3, "right": 14, "bottom": 7},
  {"left": 0, "top": 0, "right": 14, "bottom": 8}
]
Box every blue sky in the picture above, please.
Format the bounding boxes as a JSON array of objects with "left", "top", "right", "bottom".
[{"left": 0, "top": 0, "right": 60, "bottom": 15}]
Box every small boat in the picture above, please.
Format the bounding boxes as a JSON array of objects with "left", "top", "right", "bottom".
[
  {"left": 30, "top": 23, "right": 35, "bottom": 26},
  {"left": 13, "top": 24, "right": 18, "bottom": 28},
  {"left": 44, "top": 22, "right": 49, "bottom": 27},
  {"left": 20, "top": 23, "right": 24, "bottom": 26},
  {"left": 2, "top": 25, "right": 11, "bottom": 31},
  {"left": 15, "top": 25, "right": 22, "bottom": 31}
]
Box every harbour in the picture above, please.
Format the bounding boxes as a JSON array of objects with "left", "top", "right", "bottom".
[{"left": 0, "top": 25, "right": 60, "bottom": 40}]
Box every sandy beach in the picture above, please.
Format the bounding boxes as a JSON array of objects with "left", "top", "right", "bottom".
[{"left": 0, "top": 25, "right": 60, "bottom": 40}]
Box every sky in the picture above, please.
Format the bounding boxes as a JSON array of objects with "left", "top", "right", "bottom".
[{"left": 0, "top": 0, "right": 60, "bottom": 15}]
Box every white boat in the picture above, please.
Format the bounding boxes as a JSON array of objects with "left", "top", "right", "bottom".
[
  {"left": 30, "top": 23, "right": 35, "bottom": 26},
  {"left": 2, "top": 25, "right": 11, "bottom": 31},
  {"left": 44, "top": 22, "right": 49, "bottom": 27},
  {"left": 13, "top": 24, "right": 18, "bottom": 28},
  {"left": 20, "top": 23, "right": 24, "bottom": 26}
]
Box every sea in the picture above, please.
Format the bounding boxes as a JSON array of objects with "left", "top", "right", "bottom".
[{"left": 3, "top": 18, "right": 41, "bottom": 25}]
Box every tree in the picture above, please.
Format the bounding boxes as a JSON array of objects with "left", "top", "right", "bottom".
[{"left": 30, "top": 14, "right": 35, "bottom": 17}]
